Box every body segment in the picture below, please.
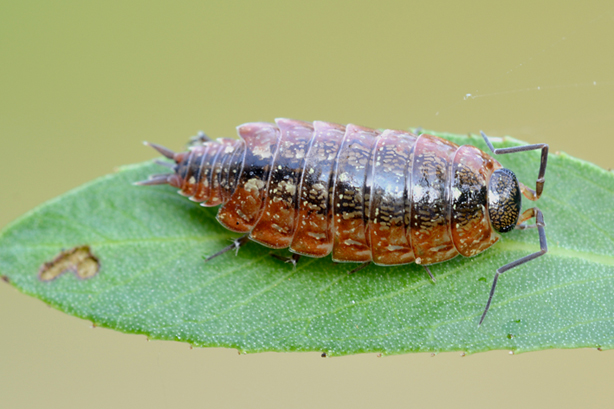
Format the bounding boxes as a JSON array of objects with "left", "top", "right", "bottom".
[
  {"left": 216, "top": 123, "right": 279, "bottom": 232},
  {"left": 249, "top": 119, "right": 314, "bottom": 248},
  {"left": 369, "top": 130, "right": 417, "bottom": 265},
  {"left": 331, "top": 124, "right": 380, "bottom": 262},
  {"left": 451, "top": 145, "right": 501, "bottom": 256},
  {"left": 291, "top": 121, "right": 346, "bottom": 257}
]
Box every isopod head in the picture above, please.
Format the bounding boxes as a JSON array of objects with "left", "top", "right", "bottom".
[{"left": 487, "top": 168, "right": 521, "bottom": 233}]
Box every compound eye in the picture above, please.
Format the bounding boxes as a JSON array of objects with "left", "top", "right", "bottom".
[{"left": 488, "top": 168, "right": 521, "bottom": 233}]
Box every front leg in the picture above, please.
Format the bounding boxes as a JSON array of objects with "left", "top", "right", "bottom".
[
  {"left": 480, "top": 207, "right": 548, "bottom": 326},
  {"left": 515, "top": 207, "right": 543, "bottom": 230}
]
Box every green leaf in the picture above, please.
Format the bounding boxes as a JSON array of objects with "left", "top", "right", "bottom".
[{"left": 1, "top": 132, "right": 613, "bottom": 356}]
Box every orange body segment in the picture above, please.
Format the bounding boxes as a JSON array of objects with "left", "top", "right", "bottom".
[
  {"left": 216, "top": 123, "right": 280, "bottom": 233},
  {"left": 451, "top": 145, "right": 502, "bottom": 257},
  {"left": 290, "top": 121, "right": 346, "bottom": 257},
  {"left": 409, "top": 135, "right": 459, "bottom": 265},
  {"left": 368, "top": 130, "right": 417, "bottom": 265},
  {"left": 249, "top": 119, "right": 315, "bottom": 248},
  {"left": 331, "top": 124, "right": 380, "bottom": 262}
]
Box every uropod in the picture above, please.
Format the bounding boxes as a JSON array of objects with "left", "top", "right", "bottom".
[{"left": 136, "top": 119, "right": 548, "bottom": 325}]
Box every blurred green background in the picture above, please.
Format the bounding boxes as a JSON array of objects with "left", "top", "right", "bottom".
[{"left": 1, "top": 1, "right": 613, "bottom": 408}]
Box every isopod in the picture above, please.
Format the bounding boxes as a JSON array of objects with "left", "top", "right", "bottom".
[{"left": 136, "top": 119, "right": 548, "bottom": 325}]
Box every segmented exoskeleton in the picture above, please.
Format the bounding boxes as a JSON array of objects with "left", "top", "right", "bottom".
[{"left": 137, "top": 119, "right": 549, "bottom": 324}]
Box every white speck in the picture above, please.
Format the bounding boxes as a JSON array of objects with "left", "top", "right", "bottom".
[
  {"left": 452, "top": 187, "right": 462, "bottom": 201},
  {"left": 244, "top": 178, "right": 265, "bottom": 192},
  {"left": 252, "top": 144, "right": 272, "bottom": 159},
  {"left": 344, "top": 239, "right": 363, "bottom": 246},
  {"left": 307, "top": 232, "right": 326, "bottom": 240}
]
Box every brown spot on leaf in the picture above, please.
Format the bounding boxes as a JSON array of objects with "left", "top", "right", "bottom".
[{"left": 39, "top": 245, "right": 100, "bottom": 282}]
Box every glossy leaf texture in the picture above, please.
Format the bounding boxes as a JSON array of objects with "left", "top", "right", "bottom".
[{"left": 1, "top": 132, "right": 613, "bottom": 356}]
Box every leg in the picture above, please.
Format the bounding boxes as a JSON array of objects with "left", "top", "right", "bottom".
[
  {"left": 516, "top": 208, "right": 536, "bottom": 230},
  {"left": 188, "top": 131, "right": 213, "bottom": 147},
  {"left": 515, "top": 207, "right": 546, "bottom": 230},
  {"left": 348, "top": 262, "right": 371, "bottom": 274},
  {"left": 479, "top": 207, "right": 548, "bottom": 326},
  {"left": 480, "top": 131, "right": 548, "bottom": 201},
  {"left": 423, "top": 265, "right": 436, "bottom": 283},
  {"left": 270, "top": 253, "right": 301, "bottom": 269},
  {"left": 204, "top": 234, "right": 250, "bottom": 262}
]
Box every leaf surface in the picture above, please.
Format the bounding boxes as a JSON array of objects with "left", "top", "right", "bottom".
[{"left": 1, "top": 132, "right": 613, "bottom": 355}]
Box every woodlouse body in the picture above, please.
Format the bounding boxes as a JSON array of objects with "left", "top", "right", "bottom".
[
  {"left": 148, "top": 118, "right": 520, "bottom": 265},
  {"left": 139, "top": 118, "right": 549, "bottom": 324}
]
